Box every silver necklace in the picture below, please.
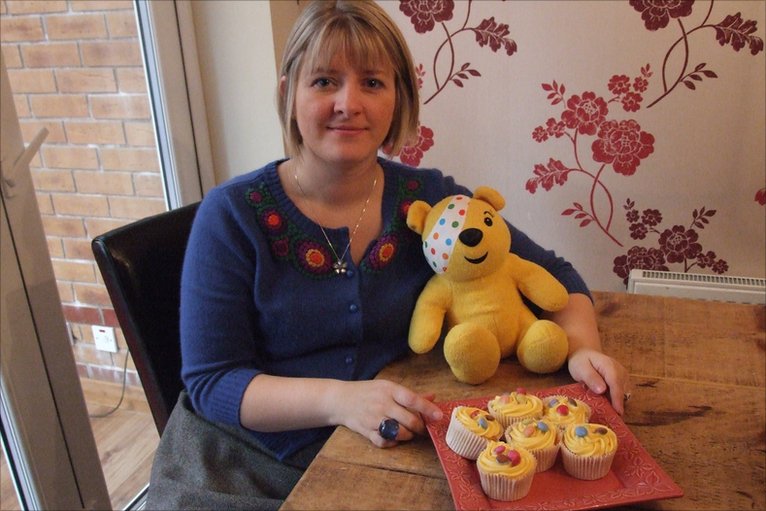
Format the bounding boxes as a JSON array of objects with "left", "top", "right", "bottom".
[{"left": 293, "top": 169, "right": 378, "bottom": 275}]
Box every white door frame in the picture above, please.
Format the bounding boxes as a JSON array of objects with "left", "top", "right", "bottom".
[{"left": 1, "top": 55, "right": 111, "bottom": 511}]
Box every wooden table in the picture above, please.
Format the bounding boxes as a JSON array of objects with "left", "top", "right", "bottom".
[{"left": 281, "top": 291, "right": 766, "bottom": 510}]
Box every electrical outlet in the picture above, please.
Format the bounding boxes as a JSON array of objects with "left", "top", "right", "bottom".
[{"left": 92, "top": 325, "right": 118, "bottom": 353}]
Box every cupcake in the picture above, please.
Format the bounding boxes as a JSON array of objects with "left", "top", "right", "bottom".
[
  {"left": 560, "top": 423, "right": 618, "bottom": 480},
  {"left": 542, "top": 394, "right": 591, "bottom": 429},
  {"left": 445, "top": 406, "right": 503, "bottom": 459},
  {"left": 487, "top": 388, "right": 544, "bottom": 428},
  {"left": 504, "top": 417, "right": 560, "bottom": 472},
  {"left": 477, "top": 441, "right": 537, "bottom": 501}
]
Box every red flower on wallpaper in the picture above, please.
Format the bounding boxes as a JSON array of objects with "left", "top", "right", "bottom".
[
  {"left": 696, "top": 250, "right": 716, "bottom": 268},
  {"left": 532, "top": 126, "right": 548, "bottom": 143},
  {"left": 546, "top": 118, "right": 566, "bottom": 138},
  {"left": 629, "top": 222, "right": 649, "bottom": 239},
  {"left": 605, "top": 65, "right": 652, "bottom": 112},
  {"left": 608, "top": 75, "right": 631, "bottom": 95},
  {"left": 620, "top": 92, "right": 643, "bottom": 112},
  {"left": 659, "top": 224, "right": 702, "bottom": 263},
  {"left": 641, "top": 208, "right": 663, "bottom": 226},
  {"left": 591, "top": 120, "right": 655, "bottom": 176},
  {"left": 756, "top": 188, "right": 766, "bottom": 206},
  {"left": 613, "top": 246, "right": 669, "bottom": 284},
  {"left": 628, "top": 0, "right": 694, "bottom": 31},
  {"left": 613, "top": 200, "right": 728, "bottom": 284},
  {"left": 633, "top": 75, "right": 649, "bottom": 92},
  {"left": 561, "top": 92, "right": 609, "bottom": 136},
  {"left": 385, "top": 125, "right": 434, "bottom": 167},
  {"left": 532, "top": 118, "right": 566, "bottom": 143},
  {"left": 399, "top": 0, "right": 455, "bottom": 34}
]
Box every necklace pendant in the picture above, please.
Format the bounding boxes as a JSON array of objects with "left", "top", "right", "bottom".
[{"left": 332, "top": 260, "right": 348, "bottom": 275}]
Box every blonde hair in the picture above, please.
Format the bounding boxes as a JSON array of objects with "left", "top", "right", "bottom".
[{"left": 277, "top": 0, "right": 420, "bottom": 157}]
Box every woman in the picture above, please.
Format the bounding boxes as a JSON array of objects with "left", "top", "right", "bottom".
[{"left": 147, "top": 1, "right": 630, "bottom": 509}]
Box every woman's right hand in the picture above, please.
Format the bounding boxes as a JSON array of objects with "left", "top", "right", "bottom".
[{"left": 331, "top": 379, "right": 443, "bottom": 448}]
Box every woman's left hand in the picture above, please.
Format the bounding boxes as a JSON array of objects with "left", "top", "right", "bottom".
[{"left": 568, "top": 347, "right": 631, "bottom": 415}]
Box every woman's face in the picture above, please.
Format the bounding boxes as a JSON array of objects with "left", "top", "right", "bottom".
[{"left": 292, "top": 53, "right": 396, "bottom": 168}]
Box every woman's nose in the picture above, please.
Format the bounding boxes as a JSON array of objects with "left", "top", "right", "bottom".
[{"left": 334, "top": 84, "right": 362, "bottom": 115}]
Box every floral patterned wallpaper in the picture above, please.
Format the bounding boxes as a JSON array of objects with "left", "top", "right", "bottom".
[{"left": 379, "top": 0, "right": 765, "bottom": 291}]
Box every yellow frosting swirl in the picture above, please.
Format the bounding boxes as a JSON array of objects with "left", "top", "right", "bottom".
[
  {"left": 543, "top": 395, "right": 591, "bottom": 426},
  {"left": 505, "top": 418, "right": 558, "bottom": 450},
  {"left": 477, "top": 441, "right": 536, "bottom": 476},
  {"left": 488, "top": 392, "right": 543, "bottom": 419},
  {"left": 454, "top": 406, "right": 503, "bottom": 439},
  {"left": 563, "top": 423, "right": 618, "bottom": 456}
]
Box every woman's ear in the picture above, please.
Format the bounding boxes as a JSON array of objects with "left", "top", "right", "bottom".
[{"left": 279, "top": 76, "right": 287, "bottom": 98}]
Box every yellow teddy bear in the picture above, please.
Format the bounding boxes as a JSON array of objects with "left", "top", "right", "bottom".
[{"left": 406, "top": 186, "right": 570, "bottom": 384}]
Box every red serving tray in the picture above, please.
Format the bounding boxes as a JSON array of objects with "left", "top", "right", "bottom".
[{"left": 426, "top": 383, "right": 683, "bottom": 510}]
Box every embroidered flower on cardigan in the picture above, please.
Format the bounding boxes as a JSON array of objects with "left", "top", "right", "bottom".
[
  {"left": 261, "top": 207, "right": 286, "bottom": 234},
  {"left": 367, "top": 234, "right": 399, "bottom": 271},
  {"left": 271, "top": 237, "right": 290, "bottom": 259},
  {"left": 295, "top": 239, "right": 333, "bottom": 274}
]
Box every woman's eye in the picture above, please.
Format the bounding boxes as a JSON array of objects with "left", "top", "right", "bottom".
[
  {"left": 312, "top": 78, "right": 332, "bottom": 88},
  {"left": 366, "top": 78, "right": 383, "bottom": 89}
]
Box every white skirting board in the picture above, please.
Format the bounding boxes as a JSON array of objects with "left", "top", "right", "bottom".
[{"left": 627, "top": 269, "right": 766, "bottom": 305}]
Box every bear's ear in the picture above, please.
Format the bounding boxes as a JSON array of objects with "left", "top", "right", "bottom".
[
  {"left": 406, "top": 200, "right": 432, "bottom": 235},
  {"left": 473, "top": 186, "right": 505, "bottom": 211}
]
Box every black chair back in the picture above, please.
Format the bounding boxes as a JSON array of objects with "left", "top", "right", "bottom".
[{"left": 92, "top": 202, "right": 199, "bottom": 435}]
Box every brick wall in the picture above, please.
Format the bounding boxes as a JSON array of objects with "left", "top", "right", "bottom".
[{"left": 1, "top": 0, "right": 166, "bottom": 387}]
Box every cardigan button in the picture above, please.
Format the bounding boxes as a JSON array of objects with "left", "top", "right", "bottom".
[
  {"left": 344, "top": 355, "right": 354, "bottom": 365},
  {"left": 345, "top": 269, "right": 355, "bottom": 278},
  {"left": 348, "top": 303, "right": 359, "bottom": 313}
]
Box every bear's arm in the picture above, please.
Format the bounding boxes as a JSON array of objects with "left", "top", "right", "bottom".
[
  {"left": 408, "top": 276, "right": 452, "bottom": 354},
  {"left": 508, "top": 254, "right": 569, "bottom": 312}
]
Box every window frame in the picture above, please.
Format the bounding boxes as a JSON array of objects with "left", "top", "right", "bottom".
[{"left": 134, "top": 0, "right": 215, "bottom": 208}]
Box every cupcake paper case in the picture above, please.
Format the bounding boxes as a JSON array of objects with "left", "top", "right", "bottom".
[
  {"left": 504, "top": 417, "right": 561, "bottom": 472},
  {"left": 445, "top": 406, "right": 503, "bottom": 459},
  {"left": 561, "top": 423, "right": 618, "bottom": 480},
  {"left": 477, "top": 441, "right": 537, "bottom": 501}
]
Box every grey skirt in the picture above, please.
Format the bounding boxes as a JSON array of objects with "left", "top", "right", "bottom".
[{"left": 146, "top": 392, "right": 325, "bottom": 510}]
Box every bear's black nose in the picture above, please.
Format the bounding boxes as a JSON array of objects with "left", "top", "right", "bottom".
[{"left": 459, "top": 228, "right": 483, "bottom": 247}]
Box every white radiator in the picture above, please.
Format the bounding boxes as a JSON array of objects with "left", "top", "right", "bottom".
[{"left": 627, "top": 269, "right": 766, "bottom": 304}]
